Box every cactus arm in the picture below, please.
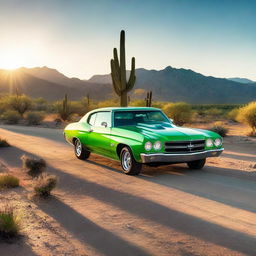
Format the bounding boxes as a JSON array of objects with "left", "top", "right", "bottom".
[
  {"left": 111, "top": 60, "right": 121, "bottom": 96},
  {"left": 127, "top": 57, "right": 136, "bottom": 91}
]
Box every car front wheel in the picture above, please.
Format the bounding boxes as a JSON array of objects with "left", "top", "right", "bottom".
[
  {"left": 187, "top": 159, "right": 206, "bottom": 169},
  {"left": 74, "top": 139, "right": 90, "bottom": 160},
  {"left": 120, "top": 147, "right": 142, "bottom": 175}
]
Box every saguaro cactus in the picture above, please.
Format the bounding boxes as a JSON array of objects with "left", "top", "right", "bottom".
[
  {"left": 60, "top": 94, "right": 70, "bottom": 121},
  {"left": 145, "top": 91, "right": 152, "bottom": 107},
  {"left": 111, "top": 30, "right": 136, "bottom": 107}
]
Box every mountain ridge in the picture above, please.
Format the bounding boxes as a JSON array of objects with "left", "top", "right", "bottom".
[{"left": 0, "top": 66, "right": 255, "bottom": 103}]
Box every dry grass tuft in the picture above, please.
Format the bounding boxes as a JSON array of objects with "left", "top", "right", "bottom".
[
  {"left": 21, "top": 155, "right": 46, "bottom": 177},
  {"left": 0, "top": 174, "right": 19, "bottom": 189},
  {"left": 0, "top": 138, "right": 10, "bottom": 147},
  {"left": 34, "top": 173, "right": 57, "bottom": 198},
  {"left": 0, "top": 205, "right": 21, "bottom": 238},
  {"left": 209, "top": 122, "right": 229, "bottom": 137}
]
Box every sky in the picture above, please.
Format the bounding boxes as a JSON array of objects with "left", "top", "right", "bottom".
[{"left": 0, "top": 0, "right": 255, "bottom": 80}]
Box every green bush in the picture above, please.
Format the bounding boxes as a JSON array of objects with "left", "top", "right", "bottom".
[
  {"left": 0, "top": 205, "right": 21, "bottom": 238},
  {"left": 1, "top": 110, "right": 20, "bottom": 124},
  {"left": 0, "top": 138, "right": 10, "bottom": 147},
  {"left": 21, "top": 155, "right": 46, "bottom": 177},
  {"left": 0, "top": 174, "right": 19, "bottom": 189},
  {"left": 25, "top": 111, "right": 45, "bottom": 125},
  {"left": 237, "top": 102, "right": 256, "bottom": 135},
  {"left": 6, "top": 94, "right": 33, "bottom": 117},
  {"left": 209, "top": 122, "right": 228, "bottom": 137},
  {"left": 34, "top": 173, "right": 57, "bottom": 197},
  {"left": 163, "top": 102, "right": 193, "bottom": 126}
]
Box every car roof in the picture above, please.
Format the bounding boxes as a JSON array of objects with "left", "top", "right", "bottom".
[{"left": 91, "top": 107, "right": 161, "bottom": 112}]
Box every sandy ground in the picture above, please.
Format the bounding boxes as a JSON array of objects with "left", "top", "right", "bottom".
[{"left": 0, "top": 123, "right": 255, "bottom": 256}]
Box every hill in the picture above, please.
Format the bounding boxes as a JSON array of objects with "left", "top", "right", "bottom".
[
  {"left": 0, "top": 66, "right": 255, "bottom": 103},
  {"left": 89, "top": 66, "right": 256, "bottom": 104},
  {"left": 228, "top": 77, "right": 255, "bottom": 84},
  {"left": 0, "top": 68, "right": 112, "bottom": 101}
]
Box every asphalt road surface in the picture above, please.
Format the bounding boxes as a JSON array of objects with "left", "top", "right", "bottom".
[{"left": 0, "top": 124, "right": 256, "bottom": 256}]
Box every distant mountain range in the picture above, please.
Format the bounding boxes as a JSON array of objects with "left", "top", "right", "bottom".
[
  {"left": 228, "top": 77, "right": 255, "bottom": 84},
  {"left": 0, "top": 66, "right": 255, "bottom": 103}
]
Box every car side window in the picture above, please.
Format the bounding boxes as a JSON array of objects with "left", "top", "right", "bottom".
[
  {"left": 94, "top": 112, "right": 111, "bottom": 127},
  {"left": 88, "top": 113, "right": 97, "bottom": 126}
]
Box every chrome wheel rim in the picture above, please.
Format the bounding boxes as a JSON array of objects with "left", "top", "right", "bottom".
[
  {"left": 75, "top": 140, "right": 82, "bottom": 156},
  {"left": 122, "top": 151, "right": 131, "bottom": 171}
]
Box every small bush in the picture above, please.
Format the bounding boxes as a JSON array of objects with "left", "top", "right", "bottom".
[
  {"left": 0, "top": 138, "right": 10, "bottom": 147},
  {"left": 227, "top": 108, "right": 239, "bottom": 122},
  {"left": 34, "top": 173, "right": 57, "bottom": 197},
  {"left": 1, "top": 110, "right": 20, "bottom": 124},
  {"left": 0, "top": 174, "right": 19, "bottom": 189},
  {"left": 21, "top": 155, "right": 46, "bottom": 177},
  {"left": 25, "top": 111, "right": 45, "bottom": 125},
  {"left": 237, "top": 102, "right": 256, "bottom": 135},
  {"left": 209, "top": 122, "right": 228, "bottom": 137},
  {"left": 6, "top": 94, "right": 33, "bottom": 117},
  {"left": 163, "top": 102, "right": 193, "bottom": 126},
  {"left": 0, "top": 205, "right": 21, "bottom": 238}
]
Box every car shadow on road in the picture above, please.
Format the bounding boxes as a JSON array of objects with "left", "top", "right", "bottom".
[{"left": 1, "top": 146, "right": 256, "bottom": 255}]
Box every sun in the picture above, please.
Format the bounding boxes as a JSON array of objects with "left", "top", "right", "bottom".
[{"left": 0, "top": 46, "right": 33, "bottom": 70}]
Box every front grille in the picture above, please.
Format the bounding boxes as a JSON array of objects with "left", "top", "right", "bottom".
[{"left": 165, "top": 140, "right": 205, "bottom": 153}]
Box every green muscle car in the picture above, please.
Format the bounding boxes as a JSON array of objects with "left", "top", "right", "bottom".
[{"left": 64, "top": 107, "right": 224, "bottom": 175}]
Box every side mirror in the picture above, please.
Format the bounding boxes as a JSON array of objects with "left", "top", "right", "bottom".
[{"left": 101, "top": 122, "right": 107, "bottom": 128}]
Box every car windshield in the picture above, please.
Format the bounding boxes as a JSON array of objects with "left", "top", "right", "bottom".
[{"left": 114, "top": 110, "right": 170, "bottom": 127}]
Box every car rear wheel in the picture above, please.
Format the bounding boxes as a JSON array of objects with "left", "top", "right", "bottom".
[
  {"left": 187, "top": 159, "right": 206, "bottom": 169},
  {"left": 120, "top": 147, "right": 142, "bottom": 175},
  {"left": 74, "top": 139, "right": 90, "bottom": 160}
]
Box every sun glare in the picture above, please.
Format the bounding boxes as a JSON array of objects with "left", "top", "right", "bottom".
[{"left": 0, "top": 46, "right": 34, "bottom": 70}]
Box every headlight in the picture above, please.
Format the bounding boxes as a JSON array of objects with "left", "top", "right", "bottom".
[
  {"left": 145, "top": 142, "right": 152, "bottom": 151},
  {"left": 214, "top": 138, "right": 222, "bottom": 147},
  {"left": 206, "top": 138, "right": 213, "bottom": 147},
  {"left": 153, "top": 141, "right": 161, "bottom": 150}
]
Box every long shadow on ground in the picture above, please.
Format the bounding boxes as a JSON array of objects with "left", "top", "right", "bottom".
[{"left": 1, "top": 146, "right": 256, "bottom": 255}]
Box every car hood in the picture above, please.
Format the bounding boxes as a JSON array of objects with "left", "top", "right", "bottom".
[{"left": 118, "top": 123, "right": 213, "bottom": 141}]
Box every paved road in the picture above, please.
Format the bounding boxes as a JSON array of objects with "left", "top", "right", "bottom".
[{"left": 0, "top": 124, "right": 256, "bottom": 256}]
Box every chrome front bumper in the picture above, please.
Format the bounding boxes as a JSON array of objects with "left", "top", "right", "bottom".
[{"left": 140, "top": 148, "right": 224, "bottom": 163}]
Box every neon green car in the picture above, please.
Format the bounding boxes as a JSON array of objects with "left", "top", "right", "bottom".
[{"left": 64, "top": 107, "right": 224, "bottom": 175}]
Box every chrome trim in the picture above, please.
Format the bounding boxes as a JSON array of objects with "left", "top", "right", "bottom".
[{"left": 140, "top": 148, "right": 224, "bottom": 163}]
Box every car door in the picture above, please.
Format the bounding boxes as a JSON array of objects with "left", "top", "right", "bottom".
[{"left": 87, "top": 111, "right": 112, "bottom": 157}]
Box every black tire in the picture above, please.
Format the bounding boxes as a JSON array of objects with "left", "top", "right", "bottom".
[
  {"left": 187, "top": 159, "right": 206, "bottom": 169},
  {"left": 120, "top": 147, "right": 142, "bottom": 175},
  {"left": 74, "top": 138, "right": 90, "bottom": 160}
]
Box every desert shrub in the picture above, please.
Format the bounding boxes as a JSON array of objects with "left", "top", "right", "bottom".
[
  {"left": 0, "top": 174, "right": 19, "bottom": 189},
  {"left": 163, "top": 102, "right": 193, "bottom": 126},
  {"left": 33, "top": 97, "right": 50, "bottom": 111},
  {"left": 227, "top": 108, "right": 239, "bottom": 122},
  {"left": 34, "top": 173, "right": 57, "bottom": 197},
  {"left": 236, "top": 102, "right": 256, "bottom": 135},
  {"left": 204, "top": 108, "right": 224, "bottom": 118},
  {"left": 97, "top": 99, "right": 119, "bottom": 108},
  {"left": 1, "top": 110, "right": 20, "bottom": 124},
  {"left": 21, "top": 155, "right": 46, "bottom": 177},
  {"left": 6, "top": 94, "right": 33, "bottom": 117},
  {"left": 209, "top": 122, "right": 228, "bottom": 137},
  {"left": 54, "top": 95, "right": 85, "bottom": 121},
  {"left": 129, "top": 99, "right": 146, "bottom": 107},
  {"left": 0, "top": 138, "right": 10, "bottom": 147},
  {"left": 0, "top": 205, "right": 21, "bottom": 238},
  {"left": 25, "top": 111, "right": 46, "bottom": 125}
]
